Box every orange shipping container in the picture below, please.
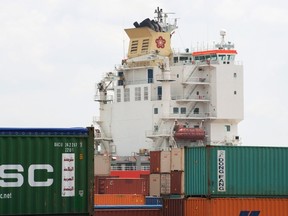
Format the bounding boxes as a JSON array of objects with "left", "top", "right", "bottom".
[
  {"left": 185, "top": 198, "right": 288, "bottom": 216},
  {"left": 94, "top": 194, "right": 145, "bottom": 205}
]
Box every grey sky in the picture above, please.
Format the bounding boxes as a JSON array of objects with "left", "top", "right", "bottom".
[{"left": 0, "top": 0, "right": 287, "bottom": 147}]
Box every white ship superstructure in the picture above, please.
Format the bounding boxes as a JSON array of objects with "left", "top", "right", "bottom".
[{"left": 94, "top": 8, "right": 243, "bottom": 156}]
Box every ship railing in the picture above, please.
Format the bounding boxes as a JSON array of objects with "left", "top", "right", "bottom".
[
  {"left": 184, "top": 77, "right": 209, "bottom": 83},
  {"left": 171, "top": 95, "right": 210, "bottom": 100},
  {"left": 169, "top": 112, "right": 213, "bottom": 118},
  {"left": 155, "top": 74, "right": 177, "bottom": 81},
  {"left": 146, "top": 129, "right": 171, "bottom": 137},
  {"left": 192, "top": 60, "right": 243, "bottom": 66},
  {"left": 110, "top": 165, "right": 150, "bottom": 171},
  {"left": 94, "top": 94, "right": 113, "bottom": 101},
  {"left": 192, "top": 60, "right": 219, "bottom": 65},
  {"left": 125, "top": 79, "right": 154, "bottom": 85}
]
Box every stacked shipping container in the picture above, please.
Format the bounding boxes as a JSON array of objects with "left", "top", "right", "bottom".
[
  {"left": 94, "top": 145, "right": 288, "bottom": 215},
  {"left": 184, "top": 198, "right": 288, "bottom": 215},
  {"left": 149, "top": 151, "right": 171, "bottom": 196},
  {"left": 94, "top": 155, "right": 159, "bottom": 215},
  {"left": 149, "top": 149, "right": 185, "bottom": 197},
  {"left": 0, "top": 127, "right": 95, "bottom": 216},
  {"left": 183, "top": 146, "right": 288, "bottom": 216},
  {"left": 184, "top": 146, "right": 288, "bottom": 197}
]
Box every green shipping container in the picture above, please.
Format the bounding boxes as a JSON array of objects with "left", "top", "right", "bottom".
[
  {"left": 185, "top": 146, "right": 288, "bottom": 197},
  {"left": 0, "top": 127, "right": 94, "bottom": 215}
]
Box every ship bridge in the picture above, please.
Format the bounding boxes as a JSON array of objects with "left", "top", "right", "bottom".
[{"left": 192, "top": 49, "right": 237, "bottom": 65}]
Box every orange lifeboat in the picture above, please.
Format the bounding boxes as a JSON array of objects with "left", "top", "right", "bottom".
[{"left": 174, "top": 125, "right": 205, "bottom": 141}]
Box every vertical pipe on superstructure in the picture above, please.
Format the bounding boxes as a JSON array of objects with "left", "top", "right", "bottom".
[{"left": 161, "top": 57, "right": 172, "bottom": 118}]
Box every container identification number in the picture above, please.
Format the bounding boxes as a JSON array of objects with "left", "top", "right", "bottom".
[
  {"left": 54, "top": 142, "right": 78, "bottom": 153},
  {"left": 217, "top": 150, "right": 226, "bottom": 192}
]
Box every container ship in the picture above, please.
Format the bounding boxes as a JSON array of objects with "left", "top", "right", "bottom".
[
  {"left": 92, "top": 7, "right": 288, "bottom": 216},
  {"left": 1, "top": 7, "right": 288, "bottom": 216},
  {"left": 93, "top": 7, "right": 243, "bottom": 158}
]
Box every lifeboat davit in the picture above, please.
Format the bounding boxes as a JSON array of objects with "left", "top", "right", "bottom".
[{"left": 174, "top": 125, "right": 205, "bottom": 141}]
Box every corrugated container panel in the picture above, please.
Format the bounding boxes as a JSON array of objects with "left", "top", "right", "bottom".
[
  {"left": 160, "top": 174, "right": 171, "bottom": 195},
  {"left": 160, "top": 151, "right": 171, "bottom": 173},
  {"left": 94, "top": 155, "right": 111, "bottom": 176},
  {"left": 0, "top": 127, "right": 94, "bottom": 216},
  {"left": 184, "top": 147, "right": 207, "bottom": 195},
  {"left": 170, "top": 171, "right": 184, "bottom": 195},
  {"left": 185, "top": 198, "right": 288, "bottom": 216},
  {"left": 150, "top": 174, "right": 161, "bottom": 197},
  {"left": 163, "top": 198, "right": 184, "bottom": 216},
  {"left": 145, "top": 197, "right": 163, "bottom": 205},
  {"left": 140, "top": 174, "right": 150, "bottom": 196},
  {"left": 150, "top": 151, "right": 161, "bottom": 173},
  {"left": 185, "top": 146, "right": 288, "bottom": 197},
  {"left": 101, "top": 178, "right": 148, "bottom": 195},
  {"left": 171, "top": 148, "right": 184, "bottom": 171},
  {"left": 94, "top": 176, "right": 119, "bottom": 194},
  {"left": 94, "top": 194, "right": 145, "bottom": 205},
  {"left": 94, "top": 208, "right": 162, "bottom": 216},
  {"left": 150, "top": 151, "right": 171, "bottom": 173}
]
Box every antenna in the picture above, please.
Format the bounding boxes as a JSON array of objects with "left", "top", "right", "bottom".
[
  {"left": 215, "top": 29, "right": 234, "bottom": 50},
  {"left": 154, "top": 7, "right": 163, "bottom": 23},
  {"left": 154, "top": 7, "right": 178, "bottom": 33}
]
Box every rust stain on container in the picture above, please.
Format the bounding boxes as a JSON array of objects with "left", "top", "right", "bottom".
[
  {"left": 185, "top": 198, "right": 288, "bottom": 216},
  {"left": 94, "top": 194, "right": 145, "bottom": 205}
]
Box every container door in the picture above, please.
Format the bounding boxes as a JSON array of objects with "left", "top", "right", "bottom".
[{"left": 185, "top": 147, "right": 207, "bottom": 196}]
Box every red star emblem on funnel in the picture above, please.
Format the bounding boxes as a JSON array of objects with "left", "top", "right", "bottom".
[{"left": 155, "top": 36, "right": 166, "bottom": 48}]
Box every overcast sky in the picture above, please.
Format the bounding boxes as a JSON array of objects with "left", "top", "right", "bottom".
[{"left": 0, "top": 0, "right": 287, "bottom": 147}]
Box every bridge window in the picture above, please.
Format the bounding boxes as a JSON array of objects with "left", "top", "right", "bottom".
[
  {"left": 225, "top": 125, "right": 231, "bottom": 132},
  {"left": 124, "top": 88, "right": 130, "bottom": 102},
  {"left": 144, "top": 87, "right": 148, "bottom": 100},
  {"left": 180, "top": 107, "right": 186, "bottom": 114},
  {"left": 117, "top": 89, "right": 121, "bottom": 102},
  {"left": 173, "top": 107, "right": 179, "bottom": 114},
  {"left": 173, "top": 57, "right": 178, "bottom": 63},
  {"left": 218, "top": 55, "right": 226, "bottom": 60},
  {"left": 135, "top": 87, "right": 141, "bottom": 101},
  {"left": 118, "top": 71, "right": 124, "bottom": 86},
  {"left": 193, "top": 107, "right": 199, "bottom": 114},
  {"left": 227, "top": 55, "right": 235, "bottom": 61},
  {"left": 148, "top": 69, "right": 153, "bottom": 83},
  {"left": 154, "top": 108, "right": 158, "bottom": 114},
  {"left": 180, "top": 57, "right": 188, "bottom": 61},
  {"left": 211, "top": 54, "right": 217, "bottom": 61}
]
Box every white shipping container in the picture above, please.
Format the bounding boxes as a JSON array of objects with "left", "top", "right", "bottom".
[
  {"left": 171, "top": 148, "right": 184, "bottom": 171},
  {"left": 150, "top": 174, "right": 161, "bottom": 197},
  {"left": 94, "top": 154, "right": 111, "bottom": 176},
  {"left": 160, "top": 151, "right": 171, "bottom": 173},
  {"left": 160, "top": 173, "right": 171, "bottom": 195}
]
